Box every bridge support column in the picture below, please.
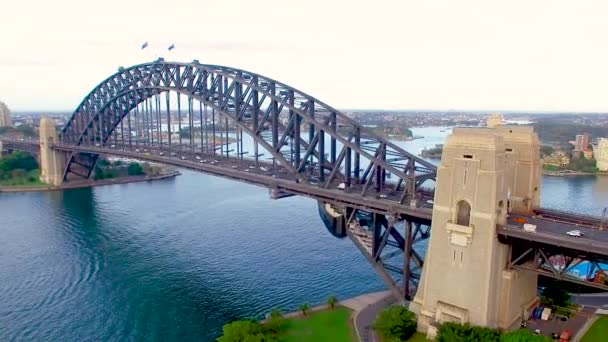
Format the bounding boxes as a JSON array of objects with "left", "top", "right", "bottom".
[
  {"left": 410, "top": 128, "right": 538, "bottom": 337},
  {"left": 39, "top": 116, "right": 66, "bottom": 186},
  {"left": 0, "top": 140, "right": 3, "bottom": 158}
]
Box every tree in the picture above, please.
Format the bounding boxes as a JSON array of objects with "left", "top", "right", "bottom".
[
  {"left": 541, "top": 281, "right": 571, "bottom": 308},
  {"left": 0, "top": 151, "right": 38, "bottom": 174},
  {"left": 264, "top": 308, "right": 285, "bottom": 335},
  {"left": 372, "top": 305, "right": 417, "bottom": 341},
  {"left": 298, "top": 303, "right": 310, "bottom": 316},
  {"left": 436, "top": 322, "right": 500, "bottom": 342},
  {"left": 127, "top": 163, "right": 144, "bottom": 176},
  {"left": 326, "top": 295, "right": 338, "bottom": 310},
  {"left": 179, "top": 128, "right": 192, "bottom": 139},
  {"left": 16, "top": 125, "right": 36, "bottom": 137},
  {"left": 217, "top": 320, "right": 268, "bottom": 342},
  {"left": 97, "top": 159, "right": 110, "bottom": 167},
  {"left": 540, "top": 145, "right": 554, "bottom": 157},
  {"left": 500, "top": 329, "right": 551, "bottom": 342},
  {"left": 93, "top": 166, "right": 104, "bottom": 180}
]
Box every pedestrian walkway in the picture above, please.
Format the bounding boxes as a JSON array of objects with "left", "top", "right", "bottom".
[{"left": 340, "top": 290, "right": 396, "bottom": 342}]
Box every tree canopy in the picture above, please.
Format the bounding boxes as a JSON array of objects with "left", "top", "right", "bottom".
[
  {"left": 437, "top": 322, "right": 501, "bottom": 342},
  {"left": 216, "top": 320, "right": 271, "bottom": 342},
  {"left": 0, "top": 151, "right": 38, "bottom": 175},
  {"left": 540, "top": 281, "right": 571, "bottom": 308},
  {"left": 372, "top": 305, "right": 417, "bottom": 341}
]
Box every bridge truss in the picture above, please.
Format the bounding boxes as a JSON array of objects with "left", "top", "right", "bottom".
[
  {"left": 55, "top": 60, "right": 437, "bottom": 300},
  {"left": 60, "top": 60, "right": 436, "bottom": 203}
]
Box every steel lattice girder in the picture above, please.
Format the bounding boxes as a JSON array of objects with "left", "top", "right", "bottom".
[
  {"left": 60, "top": 61, "right": 437, "bottom": 201},
  {"left": 509, "top": 242, "right": 608, "bottom": 291}
]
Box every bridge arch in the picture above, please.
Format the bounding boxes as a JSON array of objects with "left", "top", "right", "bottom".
[{"left": 60, "top": 60, "right": 436, "bottom": 202}]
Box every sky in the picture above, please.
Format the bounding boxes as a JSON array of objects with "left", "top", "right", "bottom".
[{"left": 1, "top": 0, "right": 607, "bottom": 112}]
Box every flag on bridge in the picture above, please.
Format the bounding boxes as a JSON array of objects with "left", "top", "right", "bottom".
[
  {"left": 141, "top": 41, "right": 149, "bottom": 50},
  {"left": 168, "top": 44, "right": 175, "bottom": 51}
]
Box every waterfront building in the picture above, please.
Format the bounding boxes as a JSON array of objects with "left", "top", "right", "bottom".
[
  {"left": 594, "top": 138, "right": 608, "bottom": 171},
  {"left": 570, "top": 133, "right": 591, "bottom": 159},
  {"left": 542, "top": 151, "right": 570, "bottom": 168},
  {"left": 0, "top": 101, "right": 12, "bottom": 127}
]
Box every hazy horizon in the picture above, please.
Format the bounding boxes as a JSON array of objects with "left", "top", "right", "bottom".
[{"left": 2, "top": 0, "right": 608, "bottom": 112}]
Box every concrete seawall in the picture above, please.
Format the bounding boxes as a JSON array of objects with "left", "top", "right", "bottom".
[{"left": 0, "top": 171, "right": 180, "bottom": 193}]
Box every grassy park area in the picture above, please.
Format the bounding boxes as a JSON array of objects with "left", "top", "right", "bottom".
[
  {"left": 581, "top": 315, "right": 608, "bottom": 342},
  {"left": 0, "top": 152, "right": 47, "bottom": 187},
  {"left": 0, "top": 169, "right": 46, "bottom": 186},
  {"left": 406, "top": 332, "right": 431, "bottom": 341},
  {"left": 281, "top": 307, "right": 353, "bottom": 341}
]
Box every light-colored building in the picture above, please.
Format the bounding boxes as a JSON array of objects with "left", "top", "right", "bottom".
[
  {"left": 571, "top": 133, "right": 591, "bottom": 159},
  {"left": 412, "top": 125, "right": 540, "bottom": 337},
  {"left": 542, "top": 151, "right": 570, "bottom": 168},
  {"left": 486, "top": 113, "right": 504, "bottom": 128},
  {"left": 0, "top": 101, "right": 12, "bottom": 127},
  {"left": 594, "top": 138, "right": 608, "bottom": 171}
]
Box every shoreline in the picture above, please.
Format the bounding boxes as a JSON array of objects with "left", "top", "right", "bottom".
[
  {"left": 543, "top": 171, "right": 608, "bottom": 177},
  {"left": 0, "top": 170, "right": 180, "bottom": 193}
]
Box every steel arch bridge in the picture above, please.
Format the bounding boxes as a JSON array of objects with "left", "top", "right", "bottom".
[
  {"left": 61, "top": 60, "right": 436, "bottom": 197},
  {"left": 48, "top": 60, "right": 441, "bottom": 300}
]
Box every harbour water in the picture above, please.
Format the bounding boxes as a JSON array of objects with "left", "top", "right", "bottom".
[{"left": 0, "top": 126, "right": 605, "bottom": 341}]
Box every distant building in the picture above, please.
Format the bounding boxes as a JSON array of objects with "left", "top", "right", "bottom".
[
  {"left": 570, "top": 133, "right": 591, "bottom": 159},
  {"left": 594, "top": 138, "right": 608, "bottom": 171},
  {"left": 542, "top": 151, "right": 570, "bottom": 168},
  {"left": 0, "top": 101, "right": 12, "bottom": 127},
  {"left": 486, "top": 113, "right": 504, "bottom": 128}
]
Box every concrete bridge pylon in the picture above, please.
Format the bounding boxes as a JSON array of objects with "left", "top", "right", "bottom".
[
  {"left": 410, "top": 125, "right": 540, "bottom": 338},
  {"left": 39, "top": 116, "right": 65, "bottom": 186}
]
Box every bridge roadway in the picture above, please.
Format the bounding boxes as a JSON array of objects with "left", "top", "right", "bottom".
[
  {"left": 3, "top": 138, "right": 606, "bottom": 253},
  {"left": 501, "top": 214, "right": 608, "bottom": 258},
  {"left": 49, "top": 142, "right": 433, "bottom": 220}
]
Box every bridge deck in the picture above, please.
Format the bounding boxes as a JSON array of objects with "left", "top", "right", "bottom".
[
  {"left": 51, "top": 143, "right": 434, "bottom": 220},
  {"left": 501, "top": 213, "right": 608, "bottom": 259}
]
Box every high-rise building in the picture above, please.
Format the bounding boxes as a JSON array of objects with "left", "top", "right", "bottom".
[
  {"left": 581, "top": 133, "right": 590, "bottom": 151},
  {"left": 594, "top": 138, "right": 608, "bottom": 171},
  {"left": 0, "top": 101, "right": 12, "bottom": 127}
]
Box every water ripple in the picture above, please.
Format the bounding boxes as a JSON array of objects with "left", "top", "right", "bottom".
[{"left": 1, "top": 165, "right": 602, "bottom": 341}]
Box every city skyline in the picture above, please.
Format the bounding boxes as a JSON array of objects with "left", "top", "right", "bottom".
[{"left": 2, "top": 0, "right": 608, "bottom": 112}]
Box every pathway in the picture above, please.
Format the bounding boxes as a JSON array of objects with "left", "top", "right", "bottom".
[{"left": 341, "top": 290, "right": 396, "bottom": 342}]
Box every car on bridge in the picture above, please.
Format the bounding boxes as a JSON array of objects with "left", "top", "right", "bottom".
[{"left": 566, "top": 230, "right": 584, "bottom": 237}]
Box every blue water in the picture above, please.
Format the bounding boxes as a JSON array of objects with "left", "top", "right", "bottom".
[{"left": 0, "top": 126, "right": 605, "bottom": 340}]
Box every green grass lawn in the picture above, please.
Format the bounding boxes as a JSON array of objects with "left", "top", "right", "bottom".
[
  {"left": 581, "top": 315, "right": 608, "bottom": 342},
  {"left": 0, "top": 169, "right": 47, "bottom": 187},
  {"left": 407, "top": 332, "right": 431, "bottom": 341},
  {"left": 280, "top": 307, "right": 353, "bottom": 342}
]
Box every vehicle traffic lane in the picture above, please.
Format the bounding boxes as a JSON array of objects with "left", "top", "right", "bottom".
[{"left": 507, "top": 214, "right": 608, "bottom": 244}]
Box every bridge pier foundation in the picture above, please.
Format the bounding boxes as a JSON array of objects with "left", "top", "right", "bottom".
[
  {"left": 39, "top": 117, "right": 66, "bottom": 186},
  {"left": 411, "top": 126, "right": 540, "bottom": 337}
]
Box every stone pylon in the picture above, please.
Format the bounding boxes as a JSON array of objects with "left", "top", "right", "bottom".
[
  {"left": 39, "top": 116, "right": 66, "bottom": 186},
  {"left": 410, "top": 126, "right": 540, "bottom": 338}
]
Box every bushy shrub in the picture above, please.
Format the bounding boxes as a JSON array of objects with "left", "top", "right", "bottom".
[{"left": 372, "top": 305, "right": 417, "bottom": 341}]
